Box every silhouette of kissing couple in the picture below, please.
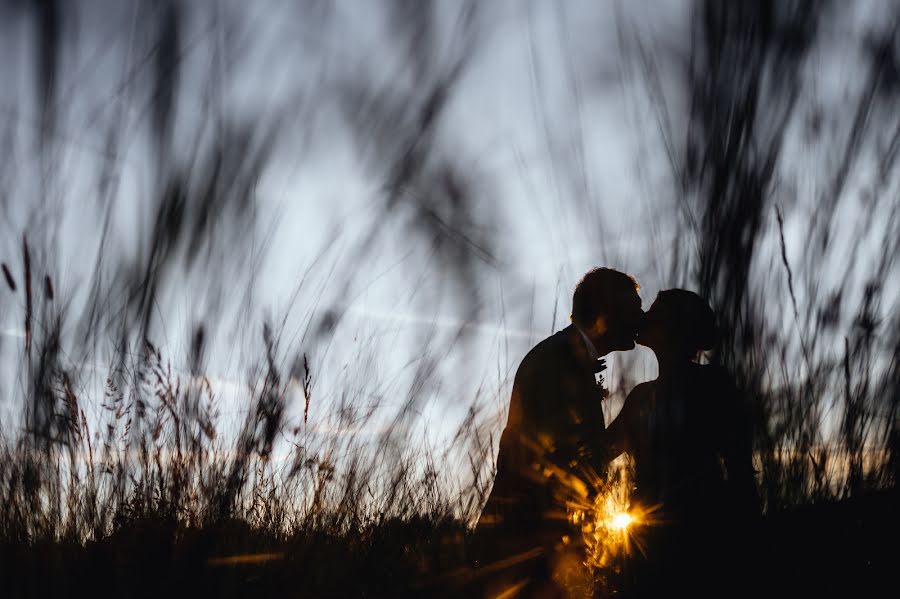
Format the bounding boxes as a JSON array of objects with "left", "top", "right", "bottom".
[{"left": 473, "top": 268, "right": 758, "bottom": 598}]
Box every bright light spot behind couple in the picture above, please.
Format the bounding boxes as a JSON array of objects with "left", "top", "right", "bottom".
[
  {"left": 567, "top": 455, "right": 654, "bottom": 574},
  {"left": 611, "top": 512, "right": 634, "bottom": 531}
]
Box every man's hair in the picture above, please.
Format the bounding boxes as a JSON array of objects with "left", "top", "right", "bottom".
[{"left": 571, "top": 268, "right": 640, "bottom": 328}]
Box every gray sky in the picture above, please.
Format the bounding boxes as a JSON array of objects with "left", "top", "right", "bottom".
[{"left": 1, "top": 1, "right": 897, "bottom": 471}]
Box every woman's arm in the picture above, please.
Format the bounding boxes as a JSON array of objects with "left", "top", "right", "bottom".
[{"left": 605, "top": 384, "right": 644, "bottom": 462}]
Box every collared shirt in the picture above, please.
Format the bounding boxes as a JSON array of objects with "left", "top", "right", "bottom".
[
  {"left": 576, "top": 325, "right": 608, "bottom": 398},
  {"left": 575, "top": 325, "right": 600, "bottom": 362}
]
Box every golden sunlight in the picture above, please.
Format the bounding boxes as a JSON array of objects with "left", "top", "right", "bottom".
[
  {"left": 610, "top": 512, "right": 633, "bottom": 530},
  {"left": 565, "top": 455, "right": 653, "bottom": 572}
]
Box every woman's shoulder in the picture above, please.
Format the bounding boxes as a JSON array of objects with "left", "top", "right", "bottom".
[
  {"left": 620, "top": 380, "right": 656, "bottom": 414},
  {"left": 626, "top": 380, "right": 657, "bottom": 399}
]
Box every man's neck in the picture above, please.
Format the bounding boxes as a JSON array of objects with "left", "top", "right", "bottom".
[{"left": 574, "top": 325, "right": 601, "bottom": 361}]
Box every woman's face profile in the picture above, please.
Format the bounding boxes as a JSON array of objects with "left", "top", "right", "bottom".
[
  {"left": 635, "top": 298, "right": 670, "bottom": 352},
  {"left": 636, "top": 290, "right": 717, "bottom": 359}
]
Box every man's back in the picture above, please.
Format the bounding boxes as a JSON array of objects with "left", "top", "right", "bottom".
[
  {"left": 479, "top": 324, "right": 610, "bottom": 533},
  {"left": 468, "top": 268, "right": 642, "bottom": 596}
]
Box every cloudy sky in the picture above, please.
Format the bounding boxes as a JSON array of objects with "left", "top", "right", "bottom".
[{"left": 1, "top": 1, "right": 897, "bottom": 469}]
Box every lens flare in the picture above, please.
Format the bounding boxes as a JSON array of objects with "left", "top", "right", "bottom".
[
  {"left": 611, "top": 511, "right": 633, "bottom": 530},
  {"left": 566, "top": 455, "right": 652, "bottom": 575}
]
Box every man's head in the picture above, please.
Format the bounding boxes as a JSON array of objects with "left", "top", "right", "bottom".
[{"left": 571, "top": 268, "right": 642, "bottom": 354}]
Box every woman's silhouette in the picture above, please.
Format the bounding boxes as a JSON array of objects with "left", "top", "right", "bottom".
[{"left": 607, "top": 289, "right": 757, "bottom": 597}]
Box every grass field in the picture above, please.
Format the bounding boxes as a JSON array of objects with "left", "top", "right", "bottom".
[{"left": 2, "top": 1, "right": 899, "bottom": 596}]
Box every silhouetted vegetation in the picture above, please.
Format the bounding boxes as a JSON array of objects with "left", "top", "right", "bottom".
[{"left": 0, "top": 1, "right": 897, "bottom": 597}]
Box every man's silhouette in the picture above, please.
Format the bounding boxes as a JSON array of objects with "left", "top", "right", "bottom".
[{"left": 474, "top": 268, "right": 642, "bottom": 596}]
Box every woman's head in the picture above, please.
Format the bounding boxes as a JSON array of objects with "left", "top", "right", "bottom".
[{"left": 637, "top": 289, "right": 719, "bottom": 360}]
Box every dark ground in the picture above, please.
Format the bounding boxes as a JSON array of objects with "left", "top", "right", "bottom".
[{"left": 1, "top": 488, "right": 896, "bottom": 598}]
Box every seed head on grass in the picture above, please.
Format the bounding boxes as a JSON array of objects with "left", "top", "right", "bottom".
[{"left": 1, "top": 263, "right": 16, "bottom": 291}]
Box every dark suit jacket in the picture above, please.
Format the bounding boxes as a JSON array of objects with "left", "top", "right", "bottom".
[{"left": 478, "top": 324, "right": 611, "bottom": 538}]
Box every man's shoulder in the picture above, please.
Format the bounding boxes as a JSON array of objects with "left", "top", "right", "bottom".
[{"left": 517, "top": 326, "right": 574, "bottom": 372}]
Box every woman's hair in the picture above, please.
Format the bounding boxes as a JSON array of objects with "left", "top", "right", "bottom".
[{"left": 652, "top": 289, "right": 719, "bottom": 354}]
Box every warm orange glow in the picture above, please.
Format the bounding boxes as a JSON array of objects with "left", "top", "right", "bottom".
[
  {"left": 494, "top": 580, "right": 529, "bottom": 599},
  {"left": 565, "top": 455, "right": 657, "bottom": 574},
  {"left": 576, "top": 492, "right": 637, "bottom": 567},
  {"left": 611, "top": 511, "right": 633, "bottom": 530},
  {"left": 207, "top": 552, "right": 285, "bottom": 566}
]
